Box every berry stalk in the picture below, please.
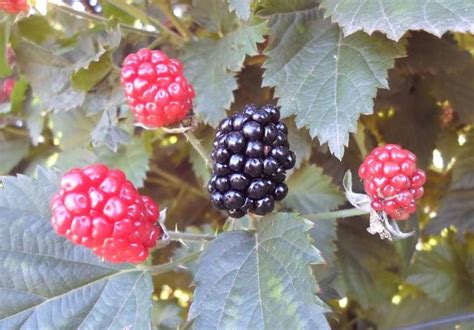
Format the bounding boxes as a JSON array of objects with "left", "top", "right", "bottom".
[
  {"left": 304, "top": 208, "right": 370, "bottom": 221},
  {"left": 183, "top": 131, "right": 211, "bottom": 168},
  {"left": 138, "top": 250, "right": 202, "bottom": 275},
  {"left": 168, "top": 231, "right": 215, "bottom": 242}
]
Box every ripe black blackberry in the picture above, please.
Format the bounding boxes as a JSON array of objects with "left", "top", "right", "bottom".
[{"left": 208, "top": 104, "right": 296, "bottom": 218}]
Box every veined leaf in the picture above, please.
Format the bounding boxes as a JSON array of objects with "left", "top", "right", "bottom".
[
  {"left": 262, "top": 7, "right": 405, "bottom": 158},
  {"left": 228, "top": 0, "right": 253, "bottom": 20},
  {"left": 320, "top": 0, "right": 474, "bottom": 41},
  {"left": 0, "top": 168, "right": 153, "bottom": 329},
  {"left": 182, "top": 22, "right": 266, "bottom": 126},
  {"left": 189, "top": 213, "right": 329, "bottom": 329}
]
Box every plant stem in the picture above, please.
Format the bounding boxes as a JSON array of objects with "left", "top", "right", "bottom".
[
  {"left": 138, "top": 250, "right": 202, "bottom": 275},
  {"left": 168, "top": 231, "right": 215, "bottom": 241},
  {"left": 156, "top": 0, "right": 192, "bottom": 42},
  {"left": 183, "top": 131, "right": 211, "bottom": 168},
  {"left": 51, "top": 2, "right": 160, "bottom": 37},
  {"left": 304, "top": 208, "right": 369, "bottom": 222},
  {"left": 106, "top": 0, "right": 185, "bottom": 42}
]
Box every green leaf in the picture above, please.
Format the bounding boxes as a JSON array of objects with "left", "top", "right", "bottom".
[
  {"left": 262, "top": 7, "right": 405, "bottom": 159},
  {"left": 189, "top": 213, "right": 329, "bottom": 329},
  {"left": 14, "top": 40, "right": 86, "bottom": 112},
  {"left": 50, "top": 108, "right": 98, "bottom": 149},
  {"left": 91, "top": 108, "right": 131, "bottom": 152},
  {"left": 191, "top": 0, "right": 239, "bottom": 34},
  {"left": 0, "top": 168, "right": 153, "bottom": 329},
  {"left": 17, "top": 15, "right": 59, "bottom": 44},
  {"left": 407, "top": 240, "right": 473, "bottom": 305},
  {"left": 71, "top": 56, "right": 112, "bottom": 92},
  {"left": 285, "top": 118, "right": 312, "bottom": 171},
  {"left": 285, "top": 165, "right": 344, "bottom": 214},
  {"left": 96, "top": 137, "right": 150, "bottom": 188},
  {"left": 81, "top": 74, "right": 125, "bottom": 115},
  {"left": 228, "top": 0, "right": 253, "bottom": 20},
  {"left": 0, "top": 16, "right": 12, "bottom": 78},
  {"left": 182, "top": 22, "right": 266, "bottom": 126},
  {"left": 53, "top": 148, "right": 97, "bottom": 172},
  {"left": 320, "top": 0, "right": 474, "bottom": 41},
  {"left": 10, "top": 76, "right": 28, "bottom": 113},
  {"left": 0, "top": 134, "right": 29, "bottom": 174},
  {"left": 188, "top": 127, "right": 213, "bottom": 184}
]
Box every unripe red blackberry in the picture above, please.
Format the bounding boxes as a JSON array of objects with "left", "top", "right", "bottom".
[
  {"left": 0, "top": 0, "right": 28, "bottom": 13},
  {"left": 121, "top": 48, "right": 195, "bottom": 129},
  {"left": 50, "top": 164, "right": 163, "bottom": 263},
  {"left": 208, "top": 104, "right": 296, "bottom": 218},
  {"left": 358, "top": 144, "right": 426, "bottom": 220}
]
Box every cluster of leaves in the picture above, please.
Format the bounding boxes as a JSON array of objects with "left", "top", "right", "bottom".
[{"left": 1, "top": 0, "right": 474, "bottom": 329}]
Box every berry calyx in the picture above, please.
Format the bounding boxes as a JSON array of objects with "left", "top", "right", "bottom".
[
  {"left": 358, "top": 144, "right": 426, "bottom": 221},
  {"left": 208, "top": 104, "right": 296, "bottom": 218},
  {"left": 120, "top": 48, "right": 195, "bottom": 129},
  {"left": 50, "top": 164, "right": 163, "bottom": 263},
  {"left": 0, "top": 0, "right": 28, "bottom": 13}
]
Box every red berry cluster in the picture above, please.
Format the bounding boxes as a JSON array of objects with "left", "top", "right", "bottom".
[
  {"left": 0, "top": 78, "right": 15, "bottom": 102},
  {"left": 358, "top": 144, "right": 426, "bottom": 221},
  {"left": 0, "top": 0, "right": 28, "bottom": 13},
  {"left": 50, "top": 164, "right": 162, "bottom": 263},
  {"left": 121, "top": 48, "right": 195, "bottom": 129}
]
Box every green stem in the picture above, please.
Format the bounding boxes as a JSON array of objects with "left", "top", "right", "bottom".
[
  {"left": 138, "top": 250, "right": 202, "bottom": 275},
  {"left": 183, "top": 131, "right": 211, "bottom": 168},
  {"left": 156, "top": 0, "right": 192, "bottom": 42},
  {"left": 51, "top": 2, "right": 160, "bottom": 37},
  {"left": 304, "top": 208, "right": 369, "bottom": 222},
  {"left": 168, "top": 231, "right": 215, "bottom": 241}
]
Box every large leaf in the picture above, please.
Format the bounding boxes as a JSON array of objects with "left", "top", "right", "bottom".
[
  {"left": 262, "top": 6, "right": 405, "bottom": 159},
  {"left": 0, "top": 16, "right": 12, "bottom": 78},
  {"left": 0, "top": 135, "right": 29, "bottom": 174},
  {"left": 285, "top": 165, "right": 344, "bottom": 214},
  {"left": 91, "top": 107, "right": 131, "bottom": 152},
  {"left": 407, "top": 240, "right": 473, "bottom": 305},
  {"left": 191, "top": 0, "right": 238, "bottom": 34},
  {"left": 189, "top": 213, "right": 329, "bottom": 329},
  {"left": 50, "top": 108, "right": 99, "bottom": 149},
  {"left": 0, "top": 168, "right": 153, "bottom": 329},
  {"left": 182, "top": 22, "right": 266, "bottom": 126},
  {"left": 14, "top": 40, "right": 86, "bottom": 112},
  {"left": 320, "top": 0, "right": 474, "bottom": 41}
]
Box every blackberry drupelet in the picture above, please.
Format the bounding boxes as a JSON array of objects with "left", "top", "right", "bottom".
[{"left": 208, "top": 104, "right": 296, "bottom": 218}]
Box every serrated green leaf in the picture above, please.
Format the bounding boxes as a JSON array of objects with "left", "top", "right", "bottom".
[
  {"left": 17, "top": 15, "right": 59, "bottom": 44},
  {"left": 407, "top": 240, "right": 472, "bottom": 305},
  {"left": 262, "top": 7, "right": 405, "bottom": 159},
  {"left": 0, "top": 16, "right": 12, "bottom": 78},
  {"left": 0, "top": 168, "right": 153, "bottom": 329},
  {"left": 320, "top": 0, "right": 474, "bottom": 41},
  {"left": 96, "top": 137, "right": 150, "bottom": 188},
  {"left": 182, "top": 22, "right": 266, "bottom": 126},
  {"left": 82, "top": 74, "right": 125, "bottom": 115},
  {"left": 228, "top": 0, "right": 253, "bottom": 20},
  {"left": 10, "top": 76, "right": 28, "bottom": 113},
  {"left": 257, "top": 0, "right": 318, "bottom": 15},
  {"left": 0, "top": 134, "right": 29, "bottom": 174},
  {"left": 53, "top": 148, "right": 97, "bottom": 172},
  {"left": 285, "top": 165, "right": 344, "bottom": 214},
  {"left": 14, "top": 40, "right": 86, "bottom": 112},
  {"left": 91, "top": 107, "right": 131, "bottom": 152},
  {"left": 71, "top": 56, "right": 112, "bottom": 92},
  {"left": 189, "top": 213, "right": 329, "bottom": 329}
]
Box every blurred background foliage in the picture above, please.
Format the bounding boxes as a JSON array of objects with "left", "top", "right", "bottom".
[{"left": 0, "top": 0, "right": 473, "bottom": 329}]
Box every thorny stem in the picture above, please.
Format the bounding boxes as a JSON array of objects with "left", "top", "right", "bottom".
[
  {"left": 138, "top": 250, "right": 202, "bottom": 275},
  {"left": 168, "top": 231, "right": 215, "bottom": 242},
  {"left": 51, "top": 2, "right": 161, "bottom": 38},
  {"left": 182, "top": 131, "right": 211, "bottom": 168},
  {"left": 156, "top": 0, "right": 192, "bottom": 42},
  {"left": 304, "top": 208, "right": 369, "bottom": 222}
]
